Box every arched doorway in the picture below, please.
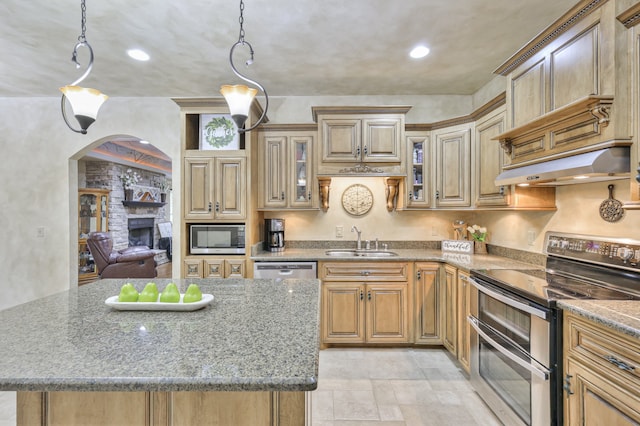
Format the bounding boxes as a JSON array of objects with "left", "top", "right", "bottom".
[{"left": 71, "top": 135, "right": 173, "bottom": 285}]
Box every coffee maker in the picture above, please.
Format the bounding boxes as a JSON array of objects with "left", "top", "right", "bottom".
[{"left": 264, "top": 219, "right": 285, "bottom": 252}]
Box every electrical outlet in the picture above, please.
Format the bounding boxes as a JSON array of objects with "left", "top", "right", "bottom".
[
  {"left": 36, "top": 226, "right": 45, "bottom": 238},
  {"left": 527, "top": 230, "right": 536, "bottom": 246},
  {"left": 336, "top": 225, "right": 344, "bottom": 238}
]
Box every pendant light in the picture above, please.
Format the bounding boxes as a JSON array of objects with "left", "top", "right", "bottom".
[
  {"left": 60, "top": 0, "right": 108, "bottom": 134},
  {"left": 220, "top": 0, "right": 269, "bottom": 133}
]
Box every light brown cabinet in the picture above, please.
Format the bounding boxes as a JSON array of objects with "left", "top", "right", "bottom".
[
  {"left": 563, "top": 311, "right": 640, "bottom": 425},
  {"left": 434, "top": 125, "right": 471, "bottom": 208},
  {"left": 78, "top": 188, "right": 109, "bottom": 285},
  {"left": 258, "top": 129, "right": 317, "bottom": 210},
  {"left": 442, "top": 264, "right": 458, "bottom": 355},
  {"left": 456, "top": 270, "right": 472, "bottom": 373},
  {"left": 184, "top": 256, "right": 246, "bottom": 278},
  {"left": 320, "top": 262, "right": 411, "bottom": 345},
  {"left": 312, "top": 106, "right": 409, "bottom": 176},
  {"left": 183, "top": 155, "right": 246, "bottom": 221},
  {"left": 414, "top": 262, "right": 441, "bottom": 344},
  {"left": 475, "top": 107, "right": 509, "bottom": 207}
]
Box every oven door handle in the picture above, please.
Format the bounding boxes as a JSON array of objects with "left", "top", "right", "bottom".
[
  {"left": 468, "top": 315, "right": 551, "bottom": 381},
  {"left": 469, "top": 277, "right": 549, "bottom": 320}
]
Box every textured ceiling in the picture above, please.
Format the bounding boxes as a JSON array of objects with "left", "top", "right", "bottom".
[{"left": 1, "top": 0, "right": 577, "bottom": 98}]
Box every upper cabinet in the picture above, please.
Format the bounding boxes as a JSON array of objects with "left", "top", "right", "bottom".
[
  {"left": 257, "top": 125, "right": 318, "bottom": 210},
  {"left": 184, "top": 155, "right": 247, "bottom": 221},
  {"left": 434, "top": 125, "right": 472, "bottom": 208},
  {"left": 312, "top": 106, "right": 410, "bottom": 176},
  {"left": 494, "top": 0, "right": 633, "bottom": 166}
]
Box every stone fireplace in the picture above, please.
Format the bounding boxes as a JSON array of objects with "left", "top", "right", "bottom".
[{"left": 128, "top": 218, "right": 155, "bottom": 248}]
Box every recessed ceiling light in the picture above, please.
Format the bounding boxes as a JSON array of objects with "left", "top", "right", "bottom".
[
  {"left": 127, "top": 49, "right": 150, "bottom": 61},
  {"left": 409, "top": 45, "right": 430, "bottom": 59}
]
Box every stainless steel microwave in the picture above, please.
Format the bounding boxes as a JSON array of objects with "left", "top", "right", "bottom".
[{"left": 190, "top": 224, "right": 245, "bottom": 255}]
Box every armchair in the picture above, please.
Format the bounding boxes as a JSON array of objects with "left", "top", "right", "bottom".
[{"left": 87, "top": 232, "right": 157, "bottom": 279}]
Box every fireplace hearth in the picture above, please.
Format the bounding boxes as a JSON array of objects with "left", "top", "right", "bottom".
[{"left": 128, "top": 218, "right": 155, "bottom": 248}]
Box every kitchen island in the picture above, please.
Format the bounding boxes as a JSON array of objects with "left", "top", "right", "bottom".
[{"left": 0, "top": 278, "right": 320, "bottom": 426}]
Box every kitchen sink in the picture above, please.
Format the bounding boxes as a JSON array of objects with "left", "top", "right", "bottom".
[{"left": 325, "top": 249, "right": 398, "bottom": 257}]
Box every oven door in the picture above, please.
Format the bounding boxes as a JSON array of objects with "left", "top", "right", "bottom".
[{"left": 468, "top": 277, "right": 553, "bottom": 426}]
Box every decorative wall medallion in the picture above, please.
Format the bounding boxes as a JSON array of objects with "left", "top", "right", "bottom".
[{"left": 341, "top": 184, "right": 373, "bottom": 216}]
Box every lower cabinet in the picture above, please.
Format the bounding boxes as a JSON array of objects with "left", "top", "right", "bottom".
[
  {"left": 320, "top": 262, "right": 410, "bottom": 345},
  {"left": 563, "top": 311, "right": 640, "bottom": 425},
  {"left": 456, "top": 271, "right": 472, "bottom": 373},
  {"left": 183, "top": 256, "right": 246, "bottom": 278},
  {"left": 442, "top": 265, "right": 458, "bottom": 356},
  {"left": 414, "top": 262, "right": 441, "bottom": 344}
]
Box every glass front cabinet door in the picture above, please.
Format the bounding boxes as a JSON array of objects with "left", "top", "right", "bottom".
[
  {"left": 289, "top": 136, "right": 315, "bottom": 208},
  {"left": 406, "top": 134, "right": 430, "bottom": 208},
  {"left": 78, "top": 188, "right": 109, "bottom": 284}
]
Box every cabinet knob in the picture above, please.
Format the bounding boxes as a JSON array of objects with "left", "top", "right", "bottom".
[
  {"left": 417, "top": 271, "right": 421, "bottom": 280},
  {"left": 361, "top": 270, "right": 370, "bottom": 276},
  {"left": 281, "top": 191, "right": 285, "bottom": 200},
  {"left": 356, "top": 146, "right": 361, "bottom": 157},
  {"left": 435, "top": 190, "right": 440, "bottom": 200},
  {"left": 360, "top": 290, "right": 364, "bottom": 301},
  {"left": 215, "top": 201, "right": 220, "bottom": 212},
  {"left": 363, "top": 145, "right": 368, "bottom": 155},
  {"left": 367, "top": 290, "right": 371, "bottom": 301},
  {"left": 499, "top": 186, "right": 505, "bottom": 196},
  {"left": 308, "top": 191, "right": 312, "bottom": 201},
  {"left": 208, "top": 202, "right": 212, "bottom": 212}
]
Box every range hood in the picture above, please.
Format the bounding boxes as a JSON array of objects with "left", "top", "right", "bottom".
[{"left": 495, "top": 147, "right": 630, "bottom": 186}]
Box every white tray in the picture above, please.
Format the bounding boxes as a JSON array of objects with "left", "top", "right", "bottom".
[{"left": 105, "top": 294, "right": 213, "bottom": 311}]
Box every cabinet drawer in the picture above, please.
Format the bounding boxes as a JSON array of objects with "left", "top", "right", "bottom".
[
  {"left": 320, "top": 262, "right": 408, "bottom": 281},
  {"left": 565, "top": 312, "right": 640, "bottom": 383}
]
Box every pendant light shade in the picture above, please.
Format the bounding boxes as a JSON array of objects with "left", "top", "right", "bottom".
[
  {"left": 60, "top": 85, "right": 108, "bottom": 131},
  {"left": 220, "top": 84, "right": 257, "bottom": 129},
  {"left": 221, "top": 0, "right": 269, "bottom": 133},
  {"left": 60, "top": 0, "right": 107, "bottom": 134}
]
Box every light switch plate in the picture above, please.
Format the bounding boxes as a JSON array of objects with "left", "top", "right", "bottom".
[{"left": 336, "top": 225, "right": 344, "bottom": 238}]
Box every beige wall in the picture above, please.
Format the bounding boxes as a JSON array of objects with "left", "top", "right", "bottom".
[
  {"left": 0, "top": 97, "right": 180, "bottom": 311},
  {"left": 267, "top": 178, "right": 640, "bottom": 251}
]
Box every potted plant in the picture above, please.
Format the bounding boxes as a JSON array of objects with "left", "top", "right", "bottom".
[
  {"left": 467, "top": 224, "right": 488, "bottom": 254},
  {"left": 120, "top": 169, "right": 140, "bottom": 201},
  {"left": 154, "top": 177, "right": 172, "bottom": 203}
]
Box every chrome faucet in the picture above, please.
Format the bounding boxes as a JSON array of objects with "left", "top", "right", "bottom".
[{"left": 351, "top": 225, "right": 362, "bottom": 250}]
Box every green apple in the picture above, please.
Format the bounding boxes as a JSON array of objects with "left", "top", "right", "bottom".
[
  {"left": 183, "top": 284, "right": 203, "bottom": 303},
  {"left": 118, "top": 283, "right": 139, "bottom": 302},
  {"left": 138, "top": 282, "right": 159, "bottom": 302},
  {"left": 159, "top": 282, "right": 180, "bottom": 303}
]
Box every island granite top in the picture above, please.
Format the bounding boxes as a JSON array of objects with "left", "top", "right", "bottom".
[{"left": 0, "top": 278, "right": 321, "bottom": 392}]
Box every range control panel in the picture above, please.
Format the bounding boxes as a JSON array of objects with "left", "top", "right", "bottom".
[{"left": 545, "top": 232, "right": 640, "bottom": 271}]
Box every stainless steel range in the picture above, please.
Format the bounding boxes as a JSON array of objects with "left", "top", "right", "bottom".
[{"left": 468, "top": 232, "right": 640, "bottom": 426}]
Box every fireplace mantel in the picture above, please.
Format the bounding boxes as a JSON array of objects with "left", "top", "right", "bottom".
[{"left": 122, "top": 201, "right": 166, "bottom": 208}]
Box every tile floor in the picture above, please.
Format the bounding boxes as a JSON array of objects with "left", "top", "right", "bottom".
[
  {"left": 0, "top": 347, "right": 501, "bottom": 426},
  {"left": 312, "top": 347, "right": 501, "bottom": 425}
]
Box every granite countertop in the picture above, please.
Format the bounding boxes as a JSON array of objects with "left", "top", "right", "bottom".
[
  {"left": 558, "top": 300, "right": 640, "bottom": 339},
  {"left": 0, "top": 278, "right": 321, "bottom": 392},
  {"left": 251, "top": 247, "right": 542, "bottom": 272}
]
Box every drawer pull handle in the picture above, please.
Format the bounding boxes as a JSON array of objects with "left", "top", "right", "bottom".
[
  {"left": 361, "top": 271, "right": 370, "bottom": 276},
  {"left": 605, "top": 355, "right": 635, "bottom": 372}
]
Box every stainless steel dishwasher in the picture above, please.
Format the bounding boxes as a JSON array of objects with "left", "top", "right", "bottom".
[{"left": 253, "top": 262, "right": 317, "bottom": 279}]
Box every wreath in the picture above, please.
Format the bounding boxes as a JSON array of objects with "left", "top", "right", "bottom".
[{"left": 204, "top": 116, "right": 236, "bottom": 148}]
